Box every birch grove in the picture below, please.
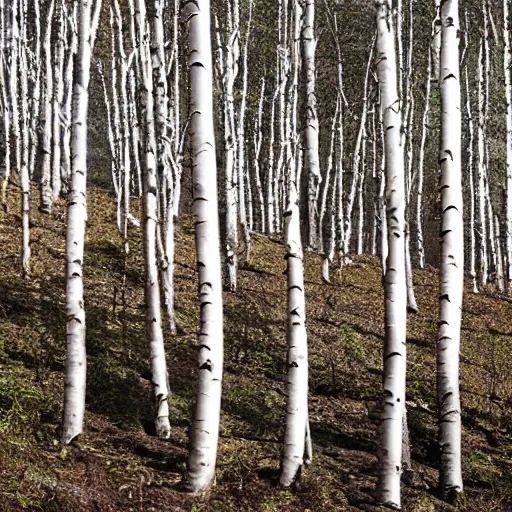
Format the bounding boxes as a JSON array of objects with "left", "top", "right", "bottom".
[{"left": 6, "top": 0, "right": 512, "bottom": 507}]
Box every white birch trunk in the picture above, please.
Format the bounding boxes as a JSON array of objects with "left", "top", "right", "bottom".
[
  {"left": 495, "top": 216, "right": 505, "bottom": 292},
  {"left": 357, "top": 124, "right": 367, "bottom": 256},
  {"left": 237, "top": 0, "right": 253, "bottom": 252},
  {"left": 432, "top": 0, "right": 442, "bottom": 83},
  {"left": 375, "top": 2, "right": 407, "bottom": 507},
  {"left": 39, "top": 0, "right": 55, "bottom": 214},
  {"left": 0, "top": 0, "right": 10, "bottom": 210},
  {"left": 343, "top": 39, "right": 374, "bottom": 262},
  {"left": 318, "top": 105, "right": 339, "bottom": 253},
  {"left": 280, "top": 182, "right": 308, "bottom": 487},
  {"left": 416, "top": 49, "right": 432, "bottom": 269},
  {"left": 51, "top": 7, "right": 65, "bottom": 202},
  {"left": 464, "top": 68, "right": 478, "bottom": 293},
  {"left": 62, "top": 0, "right": 102, "bottom": 445},
  {"left": 19, "top": 0, "right": 30, "bottom": 275},
  {"left": 477, "top": 41, "right": 488, "bottom": 286},
  {"left": 505, "top": 0, "right": 512, "bottom": 291},
  {"left": 437, "top": 0, "right": 464, "bottom": 498},
  {"left": 215, "top": 2, "right": 240, "bottom": 292},
  {"left": 137, "top": 0, "right": 171, "bottom": 439},
  {"left": 9, "top": 0, "right": 20, "bottom": 185},
  {"left": 254, "top": 77, "right": 266, "bottom": 233},
  {"left": 183, "top": 0, "right": 224, "bottom": 493},
  {"left": 301, "top": 0, "right": 321, "bottom": 250},
  {"left": 61, "top": 2, "right": 78, "bottom": 195},
  {"left": 28, "top": 0, "right": 41, "bottom": 181}
]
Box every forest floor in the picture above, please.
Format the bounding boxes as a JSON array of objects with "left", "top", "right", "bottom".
[{"left": 1, "top": 186, "right": 512, "bottom": 511}]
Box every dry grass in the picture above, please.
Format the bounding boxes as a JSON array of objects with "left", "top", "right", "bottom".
[{"left": 0, "top": 184, "right": 511, "bottom": 511}]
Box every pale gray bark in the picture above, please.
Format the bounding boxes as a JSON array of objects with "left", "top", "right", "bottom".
[
  {"left": 183, "top": 0, "right": 224, "bottom": 493},
  {"left": 437, "top": 0, "right": 464, "bottom": 498}
]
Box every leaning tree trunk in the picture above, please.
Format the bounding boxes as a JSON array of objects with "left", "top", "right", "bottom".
[
  {"left": 183, "top": 0, "right": 224, "bottom": 493},
  {"left": 62, "top": 0, "right": 102, "bottom": 445},
  {"left": 375, "top": 2, "right": 407, "bottom": 508},
  {"left": 437, "top": 0, "right": 464, "bottom": 500}
]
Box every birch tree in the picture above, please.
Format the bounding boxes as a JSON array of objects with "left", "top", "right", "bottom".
[
  {"left": 183, "top": 0, "right": 224, "bottom": 493},
  {"left": 137, "top": 0, "right": 171, "bottom": 439},
  {"left": 437, "top": 0, "right": 464, "bottom": 498},
  {"left": 280, "top": 0, "right": 309, "bottom": 487},
  {"left": 375, "top": 1, "right": 407, "bottom": 507},
  {"left": 505, "top": 0, "right": 512, "bottom": 291},
  {"left": 39, "top": 0, "right": 55, "bottom": 214},
  {"left": 62, "top": 0, "right": 102, "bottom": 445},
  {"left": 215, "top": 1, "right": 240, "bottom": 292},
  {"left": 19, "top": 0, "right": 30, "bottom": 275},
  {"left": 301, "top": 0, "right": 321, "bottom": 250}
]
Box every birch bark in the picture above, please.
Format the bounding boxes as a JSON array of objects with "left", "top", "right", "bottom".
[
  {"left": 62, "top": 0, "right": 102, "bottom": 445},
  {"left": 39, "top": 0, "right": 55, "bottom": 214},
  {"left": 375, "top": 2, "right": 407, "bottom": 507},
  {"left": 437, "top": 0, "right": 464, "bottom": 498},
  {"left": 183, "top": 0, "right": 224, "bottom": 493},
  {"left": 137, "top": 0, "right": 171, "bottom": 439}
]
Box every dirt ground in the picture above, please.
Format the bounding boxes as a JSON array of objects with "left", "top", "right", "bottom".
[{"left": 0, "top": 185, "right": 511, "bottom": 511}]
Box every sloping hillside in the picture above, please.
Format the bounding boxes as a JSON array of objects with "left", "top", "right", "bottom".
[{"left": 0, "top": 186, "right": 512, "bottom": 511}]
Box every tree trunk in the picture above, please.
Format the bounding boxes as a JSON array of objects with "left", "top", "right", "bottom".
[
  {"left": 437, "top": 0, "right": 464, "bottom": 499},
  {"left": 375, "top": 2, "right": 407, "bottom": 507},
  {"left": 137, "top": 0, "right": 171, "bottom": 439},
  {"left": 62, "top": 0, "right": 102, "bottom": 445},
  {"left": 183, "top": 0, "right": 224, "bottom": 493}
]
